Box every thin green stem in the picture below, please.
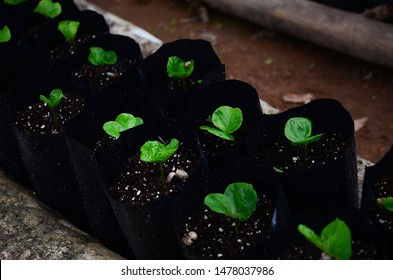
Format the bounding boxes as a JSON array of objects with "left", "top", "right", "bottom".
[
  {"left": 51, "top": 108, "right": 59, "bottom": 128},
  {"left": 160, "top": 163, "right": 166, "bottom": 192},
  {"left": 235, "top": 220, "right": 239, "bottom": 237},
  {"left": 304, "top": 143, "right": 308, "bottom": 162}
]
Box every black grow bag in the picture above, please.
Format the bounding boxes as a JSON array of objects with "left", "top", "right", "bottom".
[
  {"left": 361, "top": 145, "right": 393, "bottom": 256},
  {"left": 247, "top": 98, "right": 357, "bottom": 212},
  {"left": 269, "top": 208, "right": 390, "bottom": 259},
  {"left": 34, "top": 9, "right": 110, "bottom": 71},
  {"left": 172, "top": 157, "right": 284, "bottom": 259},
  {"left": 95, "top": 118, "right": 207, "bottom": 259},
  {"left": 185, "top": 79, "right": 262, "bottom": 168},
  {"left": 136, "top": 39, "right": 226, "bottom": 120}
]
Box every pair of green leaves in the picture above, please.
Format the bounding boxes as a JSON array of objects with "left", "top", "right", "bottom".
[
  {"left": 40, "top": 88, "right": 63, "bottom": 110},
  {"left": 34, "top": 0, "right": 62, "bottom": 19},
  {"left": 103, "top": 113, "right": 143, "bottom": 139},
  {"left": 58, "top": 20, "right": 80, "bottom": 43},
  {"left": 298, "top": 218, "right": 352, "bottom": 260},
  {"left": 166, "top": 56, "right": 194, "bottom": 79},
  {"left": 200, "top": 105, "right": 243, "bottom": 141},
  {"left": 0, "top": 25, "right": 11, "bottom": 43},
  {"left": 140, "top": 138, "right": 179, "bottom": 164},
  {"left": 88, "top": 47, "right": 118, "bottom": 66},
  {"left": 204, "top": 182, "right": 257, "bottom": 222},
  {"left": 284, "top": 117, "right": 323, "bottom": 146}
]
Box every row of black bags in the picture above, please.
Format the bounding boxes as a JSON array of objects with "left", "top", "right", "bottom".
[{"left": 1, "top": 0, "right": 392, "bottom": 259}]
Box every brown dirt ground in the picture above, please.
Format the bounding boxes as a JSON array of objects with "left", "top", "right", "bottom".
[{"left": 89, "top": 0, "right": 393, "bottom": 163}]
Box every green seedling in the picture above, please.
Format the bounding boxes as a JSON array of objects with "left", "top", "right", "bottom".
[
  {"left": 103, "top": 113, "right": 143, "bottom": 139},
  {"left": 4, "top": 0, "right": 28, "bottom": 5},
  {"left": 273, "top": 167, "right": 284, "bottom": 174},
  {"left": 58, "top": 20, "right": 80, "bottom": 47},
  {"left": 166, "top": 56, "right": 194, "bottom": 89},
  {"left": 298, "top": 218, "right": 352, "bottom": 260},
  {"left": 39, "top": 88, "right": 63, "bottom": 127},
  {"left": 140, "top": 138, "right": 179, "bottom": 191},
  {"left": 204, "top": 182, "right": 257, "bottom": 236},
  {"left": 34, "top": 0, "right": 62, "bottom": 19},
  {"left": 0, "top": 25, "right": 11, "bottom": 43},
  {"left": 88, "top": 46, "right": 118, "bottom": 66},
  {"left": 377, "top": 197, "right": 393, "bottom": 212},
  {"left": 284, "top": 117, "right": 323, "bottom": 161},
  {"left": 200, "top": 105, "right": 243, "bottom": 141}
]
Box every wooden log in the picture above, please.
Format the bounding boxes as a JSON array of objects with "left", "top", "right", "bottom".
[{"left": 202, "top": 0, "right": 393, "bottom": 68}]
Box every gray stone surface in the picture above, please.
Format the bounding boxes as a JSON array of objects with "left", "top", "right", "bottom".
[{"left": 0, "top": 169, "right": 123, "bottom": 260}]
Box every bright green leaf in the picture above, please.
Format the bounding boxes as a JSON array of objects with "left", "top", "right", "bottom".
[
  {"left": 284, "top": 117, "right": 323, "bottom": 145},
  {"left": 140, "top": 138, "right": 179, "bottom": 163},
  {"left": 34, "top": 0, "right": 62, "bottom": 19},
  {"left": 39, "top": 88, "right": 63, "bottom": 110},
  {"left": 115, "top": 113, "right": 143, "bottom": 132},
  {"left": 204, "top": 182, "right": 257, "bottom": 222},
  {"left": 58, "top": 20, "right": 80, "bottom": 42},
  {"left": 273, "top": 167, "right": 284, "bottom": 173},
  {"left": 199, "top": 126, "right": 234, "bottom": 141},
  {"left": 0, "top": 25, "right": 11, "bottom": 43},
  {"left": 103, "top": 121, "right": 122, "bottom": 139},
  {"left": 88, "top": 47, "right": 118, "bottom": 66},
  {"left": 166, "top": 56, "right": 194, "bottom": 79},
  {"left": 298, "top": 218, "right": 352, "bottom": 260}
]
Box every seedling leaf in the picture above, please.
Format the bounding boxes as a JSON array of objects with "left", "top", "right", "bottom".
[
  {"left": 284, "top": 117, "right": 323, "bottom": 145},
  {"left": 298, "top": 218, "right": 352, "bottom": 260},
  {"left": 140, "top": 138, "right": 179, "bottom": 163},
  {"left": 0, "top": 25, "right": 11, "bottom": 43},
  {"left": 115, "top": 113, "right": 143, "bottom": 132},
  {"left": 39, "top": 88, "right": 63, "bottom": 110},
  {"left": 58, "top": 20, "right": 80, "bottom": 42},
  {"left": 166, "top": 56, "right": 194, "bottom": 79},
  {"left": 378, "top": 197, "right": 393, "bottom": 212},
  {"left": 103, "top": 113, "right": 143, "bottom": 139},
  {"left": 204, "top": 182, "right": 257, "bottom": 221},
  {"left": 88, "top": 47, "right": 118, "bottom": 66},
  {"left": 34, "top": 0, "right": 62, "bottom": 19},
  {"left": 199, "top": 105, "right": 243, "bottom": 141},
  {"left": 103, "top": 121, "right": 122, "bottom": 139}
]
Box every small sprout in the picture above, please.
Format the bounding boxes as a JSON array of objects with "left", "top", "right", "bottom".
[
  {"left": 182, "top": 231, "right": 198, "bottom": 246},
  {"left": 298, "top": 218, "right": 352, "bottom": 260},
  {"left": 58, "top": 20, "right": 80, "bottom": 43},
  {"left": 0, "top": 25, "right": 11, "bottom": 43},
  {"left": 4, "top": 0, "right": 28, "bottom": 5},
  {"left": 200, "top": 105, "right": 243, "bottom": 141},
  {"left": 103, "top": 113, "right": 143, "bottom": 139},
  {"left": 167, "top": 56, "right": 194, "bottom": 79},
  {"left": 377, "top": 197, "right": 393, "bottom": 212},
  {"left": 40, "top": 88, "right": 63, "bottom": 110},
  {"left": 88, "top": 46, "right": 118, "bottom": 66},
  {"left": 284, "top": 117, "right": 323, "bottom": 161},
  {"left": 140, "top": 138, "right": 179, "bottom": 190},
  {"left": 39, "top": 88, "right": 63, "bottom": 127},
  {"left": 34, "top": 0, "right": 62, "bottom": 19},
  {"left": 204, "top": 182, "right": 257, "bottom": 236}
]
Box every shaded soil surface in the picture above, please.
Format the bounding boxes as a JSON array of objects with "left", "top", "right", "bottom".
[{"left": 89, "top": 0, "right": 393, "bottom": 162}]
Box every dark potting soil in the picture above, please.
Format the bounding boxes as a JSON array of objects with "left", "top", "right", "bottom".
[
  {"left": 372, "top": 175, "right": 393, "bottom": 234},
  {"left": 15, "top": 92, "right": 85, "bottom": 134},
  {"left": 94, "top": 135, "right": 118, "bottom": 153},
  {"left": 198, "top": 130, "right": 236, "bottom": 158},
  {"left": 182, "top": 195, "right": 273, "bottom": 259},
  {"left": 275, "top": 238, "right": 382, "bottom": 260},
  {"left": 110, "top": 142, "right": 200, "bottom": 205},
  {"left": 49, "top": 35, "right": 96, "bottom": 63},
  {"left": 72, "top": 57, "right": 137, "bottom": 90},
  {"left": 260, "top": 133, "right": 348, "bottom": 173},
  {"left": 167, "top": 77, "right": 200, "bottom": 92}
]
